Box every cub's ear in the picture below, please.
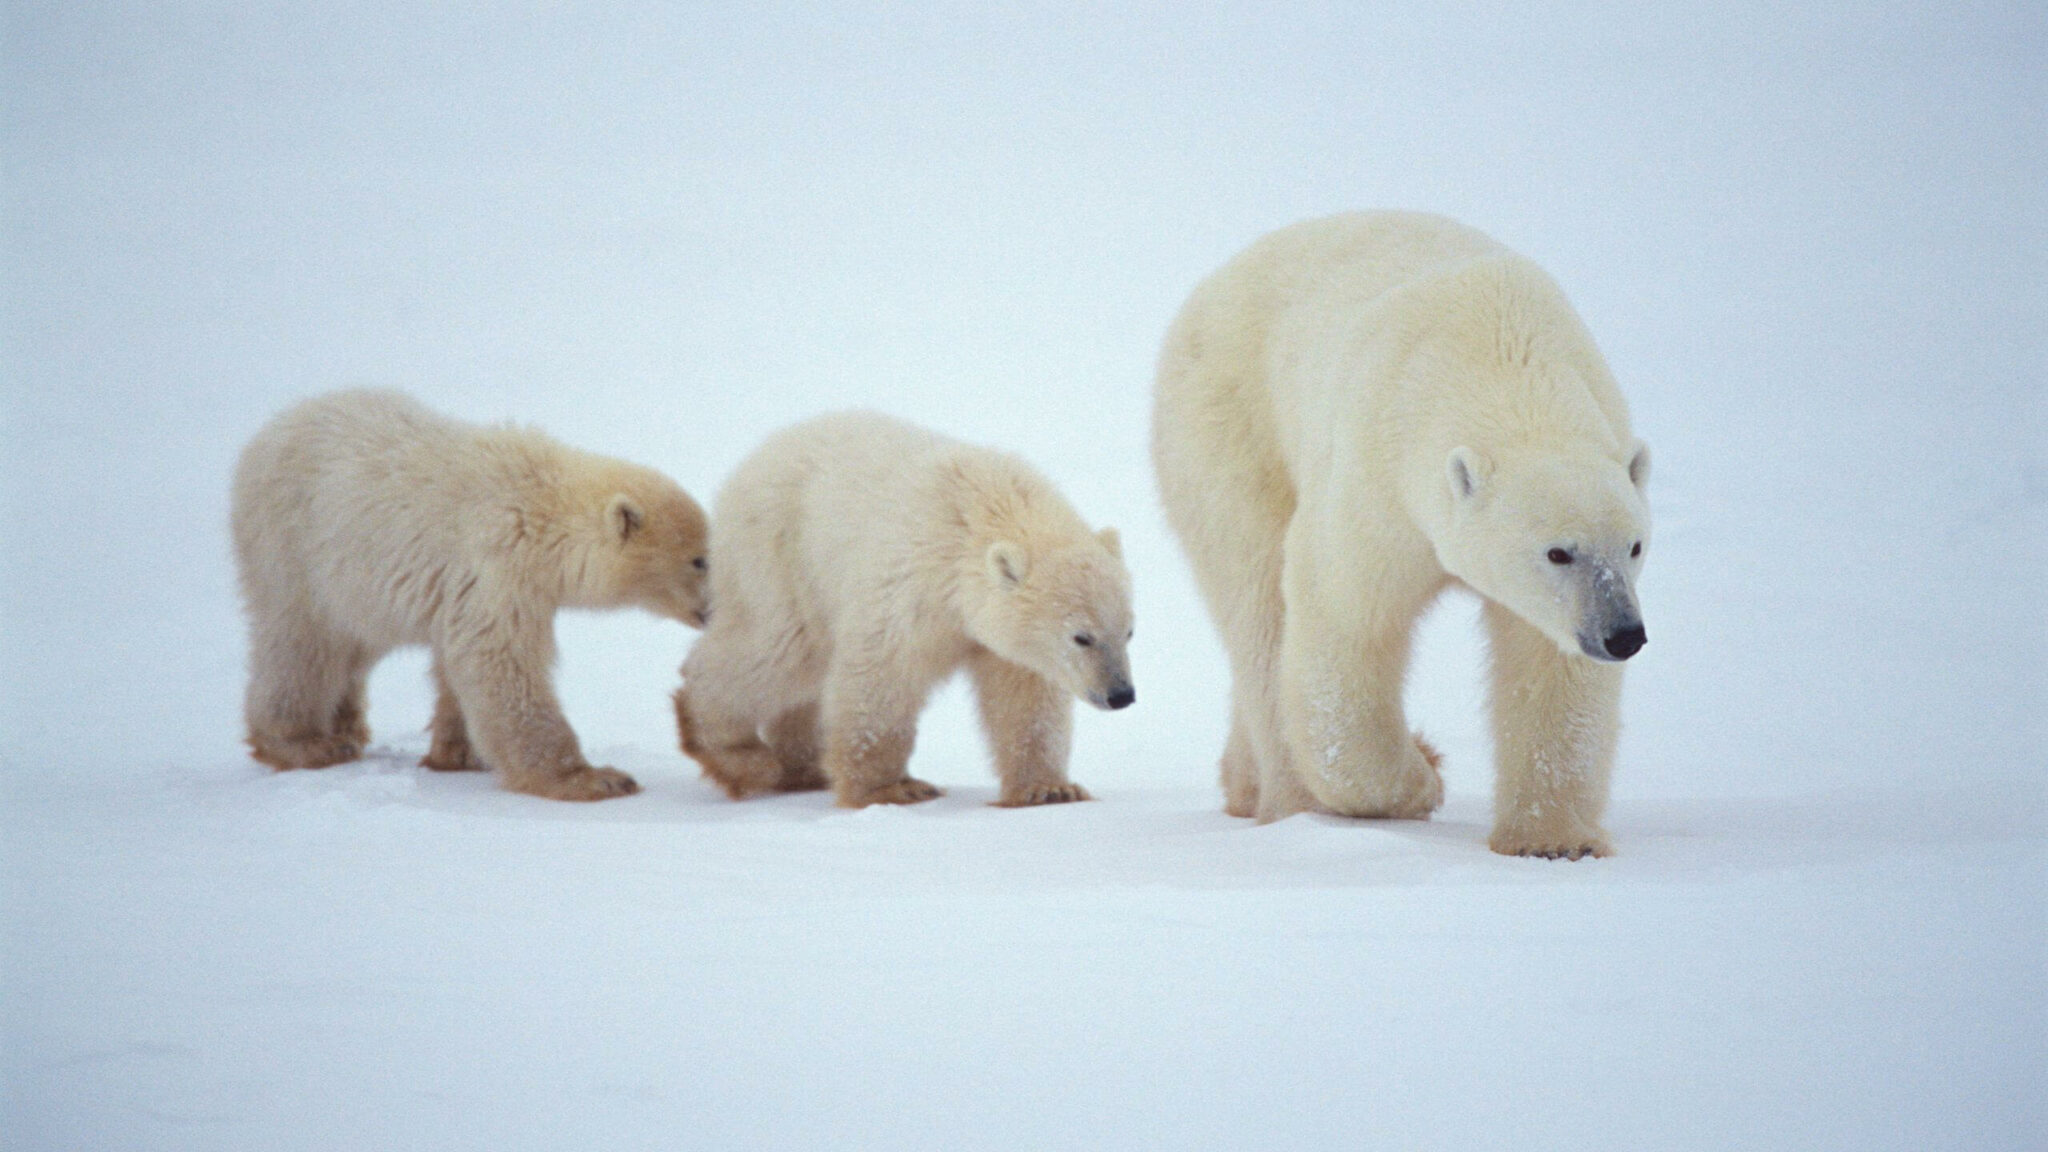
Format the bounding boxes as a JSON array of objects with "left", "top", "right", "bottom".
[
  {"left": 1096, "top": 527, "right": 1122, "bottom": 560},
  {"left": 1447, "top": 447, "right": 1491, "bottom": 504},
  {"left": 986, "top": 541, "right": 1028, "bottom": 589},
  {"left": 607, "top": 494, "right": 645, "bottom": 544},
  {"left": 1628, "top": 439, "right": 1652, "bottom": 491}
]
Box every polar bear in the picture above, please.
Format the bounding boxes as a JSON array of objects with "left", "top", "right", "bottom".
[
  {"left": 1153, "top": 212, "right": 1651, "bottom": 858},
  {"left": 233, "top": 388, "right": 709, "bottom": 801},
  {"left": 674, "top": 411, "right": 1134, "bottom": 808}
]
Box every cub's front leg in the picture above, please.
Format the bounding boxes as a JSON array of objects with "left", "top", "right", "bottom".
[
  {"left": 439, "top": 606, "right": 638, "bottom": 802},
  {"left": 818, "top": 646, "right": 942, "bottom": 808},
  {"left": 968, "top": 648, "right": 1091, "bottom": 807}
]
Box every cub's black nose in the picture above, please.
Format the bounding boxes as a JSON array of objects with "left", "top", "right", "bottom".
[
  {"left": 1604, "top": 624, "right": 1647, "bottom": 660},
  {"left": 1106, "top": 686, "right": 1136, "bottom": 710}
]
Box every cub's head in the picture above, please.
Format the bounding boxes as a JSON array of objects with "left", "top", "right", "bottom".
[
  {"left": 599, "top": 471, "right": 711, "bottom": 628},
  {"left": 968, "top": 527, "right": 1136, "bottom": 710},
  {"left": 1435, "top": 441, "right": 1651, "bottom": 662}
]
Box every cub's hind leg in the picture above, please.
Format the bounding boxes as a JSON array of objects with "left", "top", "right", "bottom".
[
  {"left": 764, "top": 702, "right": 830, "bottom": 793},
  {"left": 421, "top": 655, "right": 485, "bottom": 772},
  {"left": 245, "top": 615, "right": 371, "bottom": 771}
]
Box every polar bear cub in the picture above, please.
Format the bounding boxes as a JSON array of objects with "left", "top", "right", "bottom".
[
  {"left": 1153, "top": 212, "right": 1651, "bottom": 858},
  {"left": 233, "top": 388, "right": 709, "bottom": 801},
  {"left": 676, "top": 411, "right": 1134, "bottom": 808}
]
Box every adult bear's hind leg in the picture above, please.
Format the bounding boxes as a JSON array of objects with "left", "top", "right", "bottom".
[
  {"left": 1274, "top": 535, "right": 1444, "bottom": 821},
  {"left": 1219, "top": 715, "right": 1258, "bottom": 817}
]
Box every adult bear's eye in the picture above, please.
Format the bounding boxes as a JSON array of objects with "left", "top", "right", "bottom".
[
  {"left": 1073, "top": 634, "right": 1094, "bottom": 647},
  {"left": 1546, "top": 548, "right": 1574, "bottom": 565},
  {"left": 1630, "top": 541, "right": 1642, "bottom": 558}
]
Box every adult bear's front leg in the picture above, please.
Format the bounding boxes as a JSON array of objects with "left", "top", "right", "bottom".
[{"left": 1484, "top": 600, "right": 1620, "bottom": 859}]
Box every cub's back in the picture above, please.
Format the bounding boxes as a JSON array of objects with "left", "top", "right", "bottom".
[
  {"left": 714, "top": 411, "right": 949, "bottom": 554},
  {"left": 705, "top": 412, "right": 938, "bottom": 619},
  {"left": 235, "top": 390, "right": 525, "bottom": 644},
  {"left": 238, "top": 389, "right": 437, "bottom": 546}
]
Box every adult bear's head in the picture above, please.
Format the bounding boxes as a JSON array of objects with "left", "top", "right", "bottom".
[{"left": 1435, "top": 440, "right": 1651, "bottom": 662}]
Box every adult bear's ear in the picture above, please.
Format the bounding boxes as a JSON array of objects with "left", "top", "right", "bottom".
[
  {"left": 986, "top": 541, "right": 1028, "bottom": 588},
  {"left": 607, "top": 494, "right": 644, "bottom": 544},
  {"left": 1447, "top": 447, "right": 1491, "bottom": 504},
  {"left": 1096, "top": 527, "right": 1122, "bottom": 560},
  {"left": 1628, "top": 439, "right": 1652, "bottom": 491}
]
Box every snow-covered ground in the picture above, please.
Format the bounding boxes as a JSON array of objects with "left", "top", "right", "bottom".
[
  {"left": 3, "top": 3, "right": 2042, "bottom": 1149},
  {"left": 5, "top": 753, "right": 2040, "bottom": 1151}
]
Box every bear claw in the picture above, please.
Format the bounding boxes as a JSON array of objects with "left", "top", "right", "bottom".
[
  {"left": 1490, "top": 830, "right": 1612, "bottom": 860},
  {"left": 995, "top": 782, "right": 1094, "bottom": 807},
  {"left": 420, "top": 742, "right": 485, "bottom": 772},
  {"left": 249, "top": 735, "right": 363, "bottom": 771},
  {"left": 839, "top": 777, "right": 943, "bottom": 807},
  {"left": 516, "top": 765, "right": 641, "bottom": 802}
]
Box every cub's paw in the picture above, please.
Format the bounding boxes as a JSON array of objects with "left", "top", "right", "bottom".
[
  {"left": 994, "top": 782, "right": 1094, "bottom": 808},
  {"left": 517, "top": 765, "right": 642, "bottom": 802},
  {"left": 694, "top": 749, "right": 786, "bottom": 800},
  {"left": 675, "top": 693, "right": 786, "bottom": 800},
  {"left": 249, "top": 735, "right": 363, "bottom": 771},
  {"left": 774, "top": 762, "right": 831, "bottom": 793},
  {"left": 336, "top": 716, "right": 371, "bottom": 750},
  {"left": 839, "top": 777, "right": 944, "bottom": 808},
  {"left": 1489, "top": 825, "right": 1612, "bottom": 860},
  {"left": 420, "top": 740, "right": 485, "bottom": 773}
]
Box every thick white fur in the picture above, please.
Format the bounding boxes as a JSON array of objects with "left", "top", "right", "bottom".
[
  {"left": 676, "top": 411, "right": 1134, "bottom": 808},
  {"left": 1153, "top": 212, "right": 1651, "bottom": 858},
  {"left": 233, "top": 388, "right": 709, "bottom": 801}
]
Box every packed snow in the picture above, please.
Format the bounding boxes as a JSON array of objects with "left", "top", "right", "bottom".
[{"left": 3, "top": 3, "right": 2042, "bottom": 1149}]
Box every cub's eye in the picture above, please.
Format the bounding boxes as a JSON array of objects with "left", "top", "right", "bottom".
[
  {"left": 1630, "top": 541, "right": 1642, "bottom": 558},
  {"left": 1073, "top": 634, "right": 1094, "bottom": 647},
  {"left": 1546, "top": 548, "right": 1574, "bottom": 566},
  {"left": 692, "top": 557, "right": 707, "bottom": 571}
]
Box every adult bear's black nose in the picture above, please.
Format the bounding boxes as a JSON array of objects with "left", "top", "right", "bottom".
[
  {"left": 1106, "top": 685, "right": 1136, "bottom": 710},
  {"left": 1604, "top": 623, "right": 1647, "bottom": 660}
]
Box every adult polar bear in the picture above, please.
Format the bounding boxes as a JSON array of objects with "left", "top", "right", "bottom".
[{"left": 1153, "top": 212, "right": 1651, "bottom": 858}]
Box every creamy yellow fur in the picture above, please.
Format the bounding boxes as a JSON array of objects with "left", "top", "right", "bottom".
[
  {"left": 675, "top": 411, "right": 1134, "bottom": 808},
  {"left": 233, "top": 389, "right": 709, "bottom": 801},
  {"left": 1153, "top": 213, "right": 1651, "bottom": 858}
]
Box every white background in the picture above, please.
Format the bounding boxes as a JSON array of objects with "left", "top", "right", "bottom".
[{"left": 3, "top": 3, "right": 2042, "bottom": 1149}]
